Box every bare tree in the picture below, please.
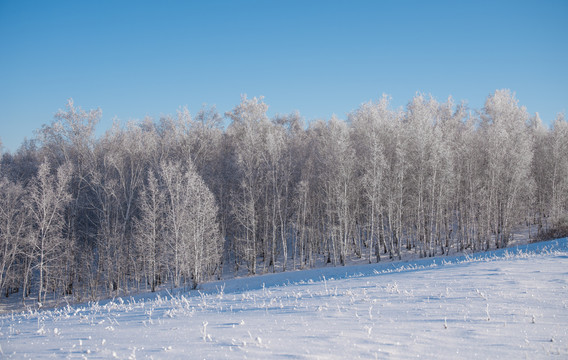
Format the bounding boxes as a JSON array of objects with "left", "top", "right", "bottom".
[
  {"left": 480, "top": 90, "right": 533, "bottom": 248},
  {"left": 160, "top": 160, "right": 222, "bottom": 288},
  {"left": 134, "top": 170, "right": 165, "bottom": 292},
  {"left": 350, "top": 96, "right": 390, "bottom": 262},
  {"left": 27, "top": 160, "right": 72, "bottom": 303},
  {"left": 549, "top": 114, "right": 568, "bottom": 225},
  {"left": 315, "top": 116, "right": 356, "bottom": 265},
  {"left": 226, "top": 95, "right": 270, "bottom": 274},
  {"left": 0, "top": 177, "right": 28, "bottom": 297}
]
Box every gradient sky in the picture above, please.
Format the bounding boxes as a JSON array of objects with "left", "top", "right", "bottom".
[{"left": 1, "top": 0, "right": 567, "bottom": 152}]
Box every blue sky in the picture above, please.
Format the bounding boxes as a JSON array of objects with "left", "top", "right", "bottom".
[{"left": 1, "top": 0, "right": 566, "bottom": 152}]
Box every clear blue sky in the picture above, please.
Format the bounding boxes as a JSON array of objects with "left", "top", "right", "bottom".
[{"left": 1, "top": 0, "right": 567, "bottom": 152}]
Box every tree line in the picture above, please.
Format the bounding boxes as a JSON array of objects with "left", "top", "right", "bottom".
[{"left": 1, "top": 90, "right": 567, "bottom": 303}]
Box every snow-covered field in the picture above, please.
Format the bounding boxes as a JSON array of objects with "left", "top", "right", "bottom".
[{"left": 1, "top": 239, "right": 567, "bottom": 359}]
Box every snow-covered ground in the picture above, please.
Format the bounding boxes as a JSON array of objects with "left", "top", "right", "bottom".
[{"left": 1, "top": 239, "right": 567, "bottom": 359}]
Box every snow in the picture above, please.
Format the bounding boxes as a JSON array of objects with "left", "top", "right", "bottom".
[{"left": 1, "top": 239, "right": 567, "bottom": 359}]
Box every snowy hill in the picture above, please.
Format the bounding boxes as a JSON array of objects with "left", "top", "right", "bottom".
[{"left": 1, "top": 239, "right": 567, "bottom": 359}]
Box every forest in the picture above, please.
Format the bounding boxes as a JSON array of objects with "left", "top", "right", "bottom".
[{"left": 0, "top": 89, "right": 567, "bottom": 304}]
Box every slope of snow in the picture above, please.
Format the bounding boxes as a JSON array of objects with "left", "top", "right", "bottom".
[{"left": 1, "top": 239, "right": 567, "bottom": 359}]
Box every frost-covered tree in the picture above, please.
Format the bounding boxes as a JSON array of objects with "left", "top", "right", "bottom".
[
  {"left": 226, "top": 95, "right": 270, "bottom": 274},
  {"left": 0, "top": 177, "right": 28, "bottom": 297},
  {"left": 436, "top": 98, "right": 466, "bottom": 253},
  {"left": 549, "top": 114, "right": 568, "bottom": 225},
  {"left": 380, "top": 109, "right": 407, "bottom": 260},
  {"left": 315, "top": 116, "right": 356, "bottom": 265},
  {"left": 160, "top": 160, "right": 222, "bottom": 288},
  {"left": 480, "top": 90, "right": 533, "bottom": 248},
  {"left": 27, "top": 160, "right": 72, "bottom": 303},
  {"left": 134, "top": 170, "right": 165, "bottom": 292},
  {"left": 530, "top": 113, "right": 551, "bottom": 235},
  {"left": 350, "top": 96, "right": 390, "bottom": 262},
  {"left": 37, "top": 99, "right": 101, "bottom": 298},
  {"left": 532, "top": 113, "right": 568, "bottom": 235}
]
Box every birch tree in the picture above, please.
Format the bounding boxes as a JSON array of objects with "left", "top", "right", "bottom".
[
  {"left": 314, "top": 116, "right": 356, "bottom": 265},
  {"left": 350, "top": 96, "right": 390, "bottom": 262},
  {"left": 480, "top": 90, "right": 533, "bottom": 248},
  {"left": 134, "top": 170, "right": 165, "bottom": 292},
  {"left": 27, "top": 160, "right": 72, "bottom": 303},
  {"left": 549, "top": 114, "right": 568, "bottom": 226},
  {"left": 226, "top": 95, "right": 270, "bottom": 274},
  {"left": 160, "top": 160, "right": 222, "bottom": 288},
  {"left": 0, "top": 177, "right": 28, "bottom": 297}
]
